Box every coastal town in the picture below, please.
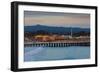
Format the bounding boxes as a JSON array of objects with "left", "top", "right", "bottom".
[
  {"left": 24, "top": 30, "right": 90, "bottom": 47},
  {"left": 25, "top": 34, "right": 90, "bottom": 42}
]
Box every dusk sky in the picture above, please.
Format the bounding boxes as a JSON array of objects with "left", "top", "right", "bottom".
[{"left": 24, "top": 11, "right": 90, "bottom": 28}]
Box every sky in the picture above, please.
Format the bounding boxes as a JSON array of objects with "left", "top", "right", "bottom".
[{"left": 24, "top": 11, "right": 90, "bottom": 28}]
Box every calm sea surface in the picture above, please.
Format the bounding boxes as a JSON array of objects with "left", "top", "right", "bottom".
[{"left": 24, "top": 46, "right": 90, "bottom": 61}]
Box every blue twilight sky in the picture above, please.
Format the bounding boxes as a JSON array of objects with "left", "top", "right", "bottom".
[{"left": 24, "top": 11, "right": 90, "bottom": 28}]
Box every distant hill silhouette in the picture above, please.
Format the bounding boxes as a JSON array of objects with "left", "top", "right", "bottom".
[{"left": 24, "top": 24, "right": 90, "bottom": 35}]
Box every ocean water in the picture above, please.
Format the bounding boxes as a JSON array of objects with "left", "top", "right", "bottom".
[{"left": 24, "top": 46, "right": 90, "bottom": 62}]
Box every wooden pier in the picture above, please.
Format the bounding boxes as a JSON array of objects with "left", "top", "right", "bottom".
[{"left": 24, "top": 40, "right": 90, "bottom": 47}]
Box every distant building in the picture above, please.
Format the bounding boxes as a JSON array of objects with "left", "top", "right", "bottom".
[
  {"left": 34, "top": 34, "right": 66, "bottom": 42},
  {"left": 34, "top": 35, "right": 55, "bottom": 42}
]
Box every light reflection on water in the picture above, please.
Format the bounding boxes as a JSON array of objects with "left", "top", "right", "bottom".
[{"left": 24, "top": 46, "right": 90, "bottom": 62}]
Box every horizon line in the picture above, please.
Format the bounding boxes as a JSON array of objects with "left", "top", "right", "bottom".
[{"left": 24, "top": 24, "right": 90, "bottom": 28}]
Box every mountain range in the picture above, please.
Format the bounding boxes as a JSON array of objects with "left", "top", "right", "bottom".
[{"left": 24, "top": 24, "right": 90, "bottom": 35}]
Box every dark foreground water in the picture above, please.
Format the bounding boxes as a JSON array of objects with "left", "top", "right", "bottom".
[{"left": 24, "top": 46, "right": 90, "bottom": 62}]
